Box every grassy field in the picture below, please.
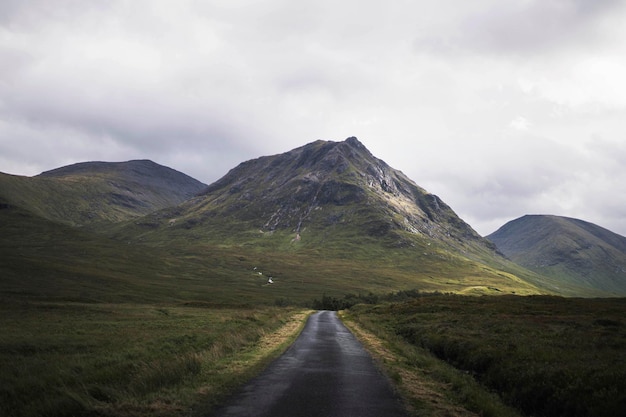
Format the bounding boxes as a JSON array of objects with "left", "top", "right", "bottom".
[
  {"left": 0, "top": 301, "right": 310, "bottom": 417},
  {"left": 340, "top": 309, "right": 522, "bottom": 417},
  {"left": 347, "top": 295, "right": 626, "bottom": 417},
  {"left": 1, "top": 203, "right": 551, "bottom": 314},
  {"left": 3, "top": 195, "right": 622, "bottom": 417}
]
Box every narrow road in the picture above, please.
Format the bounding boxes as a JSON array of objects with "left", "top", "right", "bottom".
[{"left": 211, "top": 310, "right": 408, "bottom": 417}]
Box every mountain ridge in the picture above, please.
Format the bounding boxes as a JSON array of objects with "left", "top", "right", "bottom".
[
  {"left": 0, "top": 159, "right": 207, "bottom": 226},
  {"left": 487, "top": 214, "right": 626, "bottom": 295},
  {"left": 2, "top": 138, "right": 619, "bottom": 300}
]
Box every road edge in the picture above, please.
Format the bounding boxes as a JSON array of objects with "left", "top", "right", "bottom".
[
  {"left": 194, "top": 309, "right": 315, "bottom": 416},
  {"left": 339, "top": 309, "right": 484, "bottom": 417}
]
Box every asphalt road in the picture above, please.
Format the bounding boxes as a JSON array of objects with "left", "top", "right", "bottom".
[{"left": 211, "top": 310, "right": 408, "bottom": 417}]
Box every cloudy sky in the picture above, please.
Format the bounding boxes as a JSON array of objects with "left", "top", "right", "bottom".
[{"left": 1, "top": 0, "right": 626, "bottom": 236}]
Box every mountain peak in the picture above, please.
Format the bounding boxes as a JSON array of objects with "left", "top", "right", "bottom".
[
  {"left": 344, "top": 136, "right": 363, "bottom": 147},
  {"left": 184, "top": 138, "right": 490, "bottom": 254}
]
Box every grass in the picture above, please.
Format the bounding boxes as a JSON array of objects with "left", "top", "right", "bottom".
[
  {"left": 346, "top": 295, "right": 626, "bottom": 417},
  {"left": 3, "top": 177, "right": 621, "bottom": 417},
  {"left": 111, "top": 221, "right": 548, "bottom": 301},
  {"left": 2, "top": 206, "right": 624, "bottom": 417},
  {"left": 340, "top": 308, "right": 522, "bottom": 417},
  {"left": 1, "top": 200, "right": 550, "bottom": 310},
  {"left": 0, "top": 300, "right": 310, "bottom": 417}
]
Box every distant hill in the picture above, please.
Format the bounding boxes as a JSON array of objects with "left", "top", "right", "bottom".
[
  {"left": 0, "top": 160, "right": 207, "bottom": 226},
  {"left": 487, "top": 215, "right": 626, "bottom": 296}
]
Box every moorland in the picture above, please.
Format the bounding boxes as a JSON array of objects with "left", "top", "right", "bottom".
[{"left": 1, "top": 138, "right": 625, "bottom": 416}]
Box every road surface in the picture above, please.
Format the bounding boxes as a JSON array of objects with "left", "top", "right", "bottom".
[{"left": 211, "top": 310, "right": 408, "bottom": 417}]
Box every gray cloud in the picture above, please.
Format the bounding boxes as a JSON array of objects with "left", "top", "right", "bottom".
[
  {"left": 462, "top": 0, "right": 621, "bottom": 53},
  {"left": 1, "top": 0, "right": 626, "bottom": 236}
]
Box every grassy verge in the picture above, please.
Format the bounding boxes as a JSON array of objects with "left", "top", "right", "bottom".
[
  {"left": 0, "top": 301, "right": 311, "bottom": 417},
  {"left": 340, "top": 310, "right": 521, "bottom": 417},
  {"left": 343, "top": 295, "right": 626, "bottom": 417}
]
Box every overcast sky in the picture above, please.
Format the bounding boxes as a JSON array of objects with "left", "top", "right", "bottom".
[{"left": 1, "top": 0, "right": 626, "bottom": 236}]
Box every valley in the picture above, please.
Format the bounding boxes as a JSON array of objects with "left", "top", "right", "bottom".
[{"left": 1, "top": 138, "right": 625, "bottom": 416}]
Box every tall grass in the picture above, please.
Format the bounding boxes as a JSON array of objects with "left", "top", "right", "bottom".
[
  {"left": 341, "top": 309, "right": 522, "bottom": 417},
  {"left": 0, "top": 302, "right": 303, "bottom": 417},
  {"left": 349, "top": 295, "right": 626, "bottom": 417}
]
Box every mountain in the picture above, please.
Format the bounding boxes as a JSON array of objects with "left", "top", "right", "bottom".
[
  {"left": 112, "top": 137, "right": 548, "bottom": 297},
  {"left": 487, "top": 215, "right": 626, "bottom": 296},
  {"left": 0, "top": 160, "right": 207, "bottom": 226},
  {"left": 136, "top": 138, "right": 492, "bottom": 249},
  {"left": 6, "top": 139, "right": 584, "bottom": 303}
]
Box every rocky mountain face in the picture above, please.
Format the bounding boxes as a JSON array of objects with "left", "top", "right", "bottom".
[
  {"left": 488, "top": 215, "right": 626, "bottom": 295},
  {"left": 104, "top": 137, "right": 546, "bottom": 297},
  {"left": 164, "top": 137, "right": 496, "bottom": 255},
  {"left": 0, "top": 160, "right": 207, "bottom": 226}
]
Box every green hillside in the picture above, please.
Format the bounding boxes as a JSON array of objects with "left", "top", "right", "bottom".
[
  {"left": 0, "top": 160, "right": 206, "bottom": 227},
  {"left": 0, "top": 202, "right": 545, "bottom": 307},
  {"left": 488, "top": 215, "right": 626, "bottom": 296}
]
